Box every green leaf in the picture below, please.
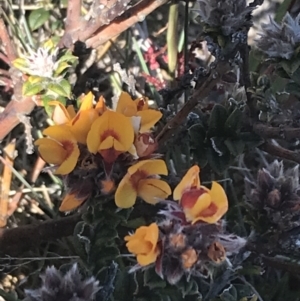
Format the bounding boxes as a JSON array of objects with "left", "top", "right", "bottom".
[
  {"left": 224, "top": 108, "right": 243, "bottom": 135},
  {"left": 206, "top": 140, "right": 231, "bottom": 174},
  {"left": 47, "top": 79, "right": 71, "bottom": 97},
  {"left": 22, "top": 80, "right": 44, "bottom": 96},
  {"left": 224, "top": 139, "right": 245, "bottom": 156},
  {"left": 73, "top": 221, "right": 93, "bottom": 257},
  {"left": 279, "top": 59, "right": 300, "bottom": 76},
  {"left": 28, "top": 8, "right": 50, "bottom": 31},
  {"left": 41, "top": 94, "right": 66, "bottom": 116},
  {"left": 286, "top": 82, "right": 300, "bottom": 97},
  {"left": 144, "top": 268, "right": 167, "bottom": 289},
  {"left": 54, "top": 61, "right": 70, "bottom": 77},
  {"left": 0, "top": 289, "right": 21, "bottom": 301},
  {"left": 207, "top": 104, "right": 228, "bottom": 137},
  {"left": 178, "top": 278, "right": 201, "bottom": 298},
  {"left": 239, "top": 132, "right": 263, "bottom": 149}
]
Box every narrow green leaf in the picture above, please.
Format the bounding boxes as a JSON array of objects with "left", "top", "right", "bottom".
[
  {"left": 28, "top": 8, "right": 50, "bottom": 31},
  {"left": 47, "top": 79, "right": 71, "bottom": 97},
  {"left": 22, "top": 81, "right": 44, "bottom": 96}
]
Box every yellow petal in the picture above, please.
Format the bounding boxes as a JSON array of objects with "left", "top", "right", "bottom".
[
  {"left": 87, "top": 116, "right": 104, "bottom": 153},
  {"left": 115, "top": 174, "right": 137, "bottom": 208},
  {"left": 99, "top": 136, "right": 114, "bottom": 150},
  {"left": 35, "top": 138, "right": 66, "bottom": 164},
  {"left": 79, "top": 91, "right": 94, "bottom": 111},
  {"left": 43, "top": 125, "right": 76, "bottom": 143},
  {"left": 116, "top": 92, "right": 137, "bottom": 116},
  {"left": 49, "top": 101, "right": 71, "bottom": 124},
  {"left": 59, "top": 193, "right": 86, "bottom": 212},
  {"left": 137, "top": 249, "right": 158, "bottom": 266},
  {"left": 87, "top": 111, "right": 134, "bottom": 154},
  {"left": 173, "top": 165, "right": 201, "bottom": 201},
  {"left": 137, "top": 110, "right": 162, "bottom": 133},
  {"left": 138, "top": 178, "right": 171, "bottom": 204},
  {"left": 185, "top": 192, "right": 211, "bottom": 222},
  {"left": 55, "top": 142, "right": 80, "bottom": 175},
  {"left": 95, "top": 95, "right": 107, "bottom": 115},
  {"left": 71, "top": 109, "right": 99, "bottom": 144},
  {"left": 67, "top": 105, "right": 76, "bottom": 119},
  {"left": 144, "top": 223, "right": 159, "bottom": 247},
  {"left": 126, "top": 238, "right": 152, "bottom": 254},
  {"left": 198, "top": 181, "right": 228, "bottom": 223},
  {"left": 128, "top": 159, "right": 168, "bottom": 176}
]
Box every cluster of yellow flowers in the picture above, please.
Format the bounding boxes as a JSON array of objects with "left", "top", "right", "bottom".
[
  {"left": 35, "top": 92, "right": 230, "bottom": 279},
  {"left": 35, "top": 92, "right": 167, "bottom": 211},
  {"left": 125, "top": 165, "right": 228, "bottom": 267}
]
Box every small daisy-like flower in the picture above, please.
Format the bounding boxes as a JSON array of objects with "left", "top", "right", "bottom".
[
  {"left": 13, "top": 44, "right": 59, "bottom": 79},
  {"left": 256, "top": 13, "right": 300, "bottom": 59}
]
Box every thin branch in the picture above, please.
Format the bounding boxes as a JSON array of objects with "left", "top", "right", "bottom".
[
  {"left": 0, "top": 18, "right": 17, "bottom": 63},
  {"left": 156, "top": 63, "right": 228, "bottom": 145},
  {"left": 85, "top": 0, "right": 169, "bottom": 48},
  {"left": 259, "top": 142, "right": 300, "bottom": 164},
  {"left": 0, "top": 213, "right": 81, "bottom": 256},
  {"left": 254, "top": 123, "right": 300, "bottom": 141}
]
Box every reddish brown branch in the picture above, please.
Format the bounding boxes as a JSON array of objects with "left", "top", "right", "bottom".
[
  {"left": 0, "top": 18, "right": 17, "bottom": 63},
  {"left": 0, "top": 213, "right": 81, "bottom": 256},
  {"left": 86, "top": 0, "right": 168, "bottom": 48},
  {"left": 259, "top": 142, "right": 300, "bottom": 164}
]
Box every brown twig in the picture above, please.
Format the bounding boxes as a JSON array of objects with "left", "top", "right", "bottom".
[
  {"left": 0, "top": 18, "right": 17, "bottom": 63},
  {"left": 85, "top": 0, "right": 169, "bottom": 48},
  {"left": 259, "top": 142, "right": 300, "bottom": 164},
  {"left": 156, "top": 64, "right": 227, "bottom": 145},
  {"left": 254, "top": 123, "right": 300, "bottom": 141},
  {"left": 0, "top": 213, "right": 81, "bottom": 256}
]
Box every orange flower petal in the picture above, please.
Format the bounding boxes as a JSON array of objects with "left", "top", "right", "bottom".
[
  {"left": 87, "top": 111, "right": 134, "bottom": 154},
  {"left": 138, "top": 178, "right": 171, "bottom": 204},
  {"left": 144, "top": 223, "right": 160, "bottom": 247},
  {"left": 116, "top": 92, "right": 137, "bottom": 116},
  {"left": 184, "top": 192, "right": 211, "bottom": 223},
  {"left": 71, "top": 109, "right": 99, "bottom": 144},
  {"left": 79, "top": 91, "right": 94, "bottom": 111},
  {"left": 55, "top": 142, "right": 79, "bottom": 175},
  {"left": 95, "top": 95, "right": 107, "bottom": 115},
  {"left": 173, "top": 165, "right": 201, "bottom": 201},
  {"left": 59, "top": 193, "right": 86, "bottom": 212},
  {"left": 49, "top": 101, "right": 71, "bottom": 124},
  {"left": 43, "top": 125, "right": 76, "bottom": 143},
  {"left": 66, "top": 105, "right": 76, "bottom": 119},
  {"left": 126, "top": 238, "right": 152, "bottom": 254},
  {"left": 202, "top": 181, "right": 228, "bottom": 223},
  {"left": 115, "top": 174, "right": 138, "bottom": 208},
  {"left": 137, "top": 250, "right": 159, "bottom": 266},
  {"left": 137, "top": 110, "right": 162, "bottom": 133},
  {"left": 35, "top": 138, "right": 66, "bottom": 164},
  {"left": 128, "top": 159, "right": 168, "bottom": 176}
]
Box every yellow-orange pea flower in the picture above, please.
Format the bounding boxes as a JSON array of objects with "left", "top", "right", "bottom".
[
  {"left": 115, "top": 159, "right": 171, "bottom": 208},
  {"left": 116, "top": 92, "right": 162, "bottom": 133},
  {"left": 35, "top": 126, "right": 80, "bottom": 175},
  {"left": 125, "top": 223, "right": 160, "bottom": 266},
  {"left": 87, "top": 110, "right": 134, "bottom": 163},
  {"left": 50, "top": 92, "right": 100, "bottom": 144},
  {"left": 173, "top": 165, "right": 228, "bottom": 224}
]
